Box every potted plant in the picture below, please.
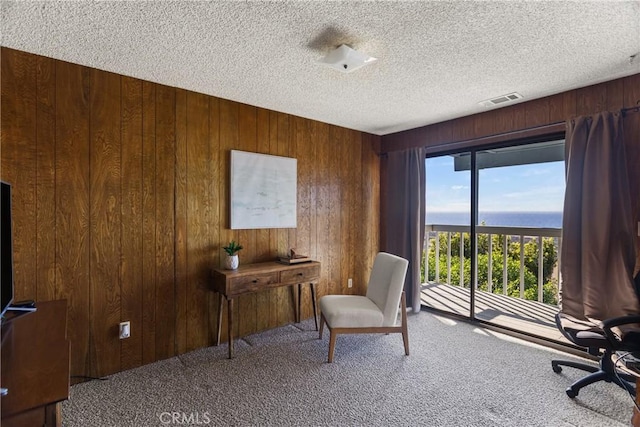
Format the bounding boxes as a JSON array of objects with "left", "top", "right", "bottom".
[{"left": 223, "top": 240, "right": 243, "bottom": 270}]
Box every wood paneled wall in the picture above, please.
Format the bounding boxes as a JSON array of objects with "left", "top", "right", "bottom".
[
  {"left": 381, "top": 74, "right": 640, "bottom": 153},
  {"left": 0, "top": 47, "right": 381, "bottom": 378}
]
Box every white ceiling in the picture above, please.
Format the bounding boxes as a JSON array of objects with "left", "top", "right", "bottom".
[{"left": 2, "top": 1, "right": 639, "bottom": 136}]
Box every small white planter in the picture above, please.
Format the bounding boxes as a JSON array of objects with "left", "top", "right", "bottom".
[{"left": 224, "top": 254, "right": 239, "bottom": 270}]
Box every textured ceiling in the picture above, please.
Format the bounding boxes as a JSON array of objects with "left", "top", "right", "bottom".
[{"left": 2, "top": 1, "right": 639, "bottom": 136}]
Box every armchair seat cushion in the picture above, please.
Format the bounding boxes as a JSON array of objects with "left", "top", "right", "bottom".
[{"left": 319, "top": 295, "right": 384, "bottom": 328}]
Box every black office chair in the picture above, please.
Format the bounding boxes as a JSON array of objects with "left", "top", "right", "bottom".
[{"left": 551, "top": 274, "right": 640, "bottom": 398}]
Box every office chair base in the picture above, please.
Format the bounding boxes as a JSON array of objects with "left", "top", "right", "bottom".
[{"left": 552, "top": 353, "right": 636, "bottom": 398}]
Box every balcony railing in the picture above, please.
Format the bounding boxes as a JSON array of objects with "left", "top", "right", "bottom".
[{"left": 424, "top": 224, "right": 562, "bottom": 305}]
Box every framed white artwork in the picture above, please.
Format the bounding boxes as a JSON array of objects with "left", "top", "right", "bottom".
[{"left": 230, "top": 150, "right": 297, "bottom": 229}]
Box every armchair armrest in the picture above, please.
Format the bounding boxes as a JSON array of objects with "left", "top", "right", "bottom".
[{"left": 600, "top": 315, "right": 640, "bottom": 346}]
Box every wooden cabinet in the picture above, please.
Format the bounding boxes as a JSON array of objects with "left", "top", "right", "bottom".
[{"left": 1, "top": 300, "right": 70, "bottom": 427}]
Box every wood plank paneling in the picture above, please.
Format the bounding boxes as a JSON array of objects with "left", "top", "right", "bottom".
[
  {"left": 185, "top": 91, "right": 210, "bottom": 351},
  {"left": 525, "top": 97, "right": 550, "bottom": 128},
  {"left": 623, "top": 74, "right": 640, "bottom": 108},
  {"left": 451, "top": 115, "right": 475, "bottom": 142},
  {"left": 604, "top": 79, "right": 624, "bottom": 110},
  {"left": 120, "top": 76, "right": 144, "bottom": 371},
  {"left": 35, "top": 56, "right": 57, "bottom": 302},
  {"left": 89, "top": 69, "right": 122, "bottom": 376},
  {"left": 432, "top": 121, "right": 453, "bottom": 146},
  {"left": 54, "top": 60, "right": 91, "bottom": 377},
  {"left": 343, "top": 127, "right": 355, "bottom": 294},
  {"left": 295, "top": 117, "right": 311, "bottom": 257},
  {"left": 287, "top": 118, "right": 298, "bottom": 264},
  {"left": 361, "top": 134, "right": 380, "bottom": 283},
  {"left": 492, "top": 104, "right": 515, "bottom": 135},
  {"left": 141, "top": 80, "right": 157, "bottom": 366},
  {"left": 308, "top": 122, "right": 319, "bottom": 264},
  {"left": 512, "top": 103, "right": 526, "bottom": 130},
  {"left": 576, "top": 84, "right": 607, "bottom": 116},
  {"left": 315, "top": 122, "right": 330, "bottom": 301},
  {"left": 548, "top": 92, "right": 575, "bottom": 123},
  {"left": 174, "top": 88, "right": 188, "bottom": 355},
  {"left": 473, "top": 110, "right": 496, "bottom": 138},
  {"left": 340, "top": 129, "right": 353, "bottom": 295},
  {"left": 349, "top": 131, "right": 363, "bottom": 295},
  {"left": 328, "top": 126, "right": 344, "bottom": 297},
  {"left": 154, "top": 85, "right": 176, "bottom": 361}
]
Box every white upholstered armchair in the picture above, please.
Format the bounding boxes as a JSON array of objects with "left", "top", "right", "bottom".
[{"left": 318, "top": 252, "right": 410, "bottom": 362}]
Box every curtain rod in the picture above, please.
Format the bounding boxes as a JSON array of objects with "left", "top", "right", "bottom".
[{"left": 621, "top": 103, "right": 640, "bottom": 115}]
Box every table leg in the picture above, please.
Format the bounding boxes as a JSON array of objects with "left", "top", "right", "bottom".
[
  {"left": 289, "top": 285, "right": 296, "bottom": 322},
  {"left": 227, "top": 297, "right": 234, "bottom": 359},
  {"left": 310, "top": 282, "right": 318, "bottom": 331},
  {"left": 297, "top": 283, "right": 302, "bottom": 323},
  {"left": 215, "top": 293, "right": 223, "bottom": 346}
]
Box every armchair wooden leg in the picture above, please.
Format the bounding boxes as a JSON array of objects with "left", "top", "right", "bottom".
[
  {"left": 401, "top": 291, "right": 409, "bottom": 356},
  {"left": 328, "top": 330, "right": 337, "bottom": 363},
  {"left": 310, "top": 282, "right": 318, "bottom": 331}
]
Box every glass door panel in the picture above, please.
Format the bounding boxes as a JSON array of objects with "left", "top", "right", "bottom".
[
  {"left": 473, "top": 140, "right": 565, "bottom": 340},
  {"left": 422, "top": 152, "right": 472, "bottom": 318}
]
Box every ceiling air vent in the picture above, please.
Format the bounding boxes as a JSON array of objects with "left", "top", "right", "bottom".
[{"left": 479, "top": 92, "right": 523, "bottom": 108}]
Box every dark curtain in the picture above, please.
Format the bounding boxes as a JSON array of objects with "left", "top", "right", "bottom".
[
  {"left": 384, "top": 147, "right": 427, "bottom": 313},
  {"left": 560, "top": 111, "right": 640, "bottom": 323}
]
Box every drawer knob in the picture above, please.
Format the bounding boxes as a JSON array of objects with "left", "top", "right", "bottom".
[
  {"left": 252, "top": 279, "right": 258, "bottom": 283},
  {"left": 297, "top": 273, "right": 303, "bottom": 276}
]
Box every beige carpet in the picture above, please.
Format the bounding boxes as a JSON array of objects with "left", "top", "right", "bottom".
[{"left": 62, "top": 311, "right": 634, "bottom": 426}]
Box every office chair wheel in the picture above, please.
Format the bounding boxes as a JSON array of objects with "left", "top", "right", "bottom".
[
  {"left": 552, "top": 363, "right": 562, "bottom": 373},
  {"left": 566, "top": 387, "right": 578, "bottom": 398}
]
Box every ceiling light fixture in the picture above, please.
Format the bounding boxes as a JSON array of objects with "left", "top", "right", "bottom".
[{"left": 318, "top": 44, "right": 377, "bottom": 73}]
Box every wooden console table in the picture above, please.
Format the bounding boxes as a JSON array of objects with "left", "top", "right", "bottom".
[
  {"left": 1, "top": 300, "right": 70, "bottom": 427},
  {"left": 211, "top": 261, "right": 320, "bottom": 358}
]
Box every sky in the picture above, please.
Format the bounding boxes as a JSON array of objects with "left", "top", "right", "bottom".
[{"left": 425, "top": 155, "right": 565, "bottom": 213}]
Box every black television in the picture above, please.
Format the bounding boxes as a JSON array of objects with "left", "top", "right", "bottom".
[{"left": 1, "top": 181, "right": 14, "bottom": 317}]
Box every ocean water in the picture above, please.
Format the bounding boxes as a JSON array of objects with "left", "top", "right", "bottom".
[{"left": 426, "top": 211, "right": 562, "bottom": 228}]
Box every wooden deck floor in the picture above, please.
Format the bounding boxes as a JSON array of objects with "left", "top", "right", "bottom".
[{"left": 421, "top": 282, "right": 568, "bottom": 344}]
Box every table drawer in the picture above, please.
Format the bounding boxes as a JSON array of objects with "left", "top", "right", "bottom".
[
  {"left": 229, "top": 272, "right": 279, "bottom": 295},
  {"left": 280, "top": 264, "right": 320, "bottom": 284}
]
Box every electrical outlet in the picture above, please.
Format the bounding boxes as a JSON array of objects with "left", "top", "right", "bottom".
[
  {"left": 348, "top": 278, "right": 353, "bottom": 288},
  {"left": 119, "top": 321, "right": 131, "bottom": 339}
]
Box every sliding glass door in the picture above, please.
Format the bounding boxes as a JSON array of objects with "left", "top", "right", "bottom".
[{"left": 421, "top": 139, "right": 566, "bottom": 340}]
